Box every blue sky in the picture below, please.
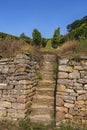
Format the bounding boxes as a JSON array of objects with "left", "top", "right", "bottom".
[{"left": 0, "top": 0, "right": 87, "bottom": 38}]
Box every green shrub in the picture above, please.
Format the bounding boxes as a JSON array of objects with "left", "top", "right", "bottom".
[
  {"left": 76, "top": 38, "right": 87, "bottom": 53},
  {"left": 56, "top": 123, "right": 87, "bottom": 130},
  {"left": 19, "top": 119, "right": 50, "bottom": 130}
]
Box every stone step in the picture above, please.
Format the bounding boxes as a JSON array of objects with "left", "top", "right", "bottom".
[
  {"left": 37, "top": 86, "right": 54, "bottom": 90},
  {"left": 31, "top": 104, "right": 53, "bottom": 109},
  {"left": 42, "top": 63, "right": 53, "bottom": 70},
  {"left": 31, "top": 105, "right": 53, "bottom": 115},
  {"left": 30, "top": 114, "right": 52, "bottom": 124},
  {"left": 38, "top": 80, "right": 55, "bottom": 86},
  {"left": 41, "top": 72, "right": 54, "bottom": 75},
  {"left": 32, "top": 95, "right": 54, "bottom": 106},
  {"left": 41, "top": 75, "right": 54, "bottom": 80},
  {"left": 36, "top": 89, "right": 54, "bottom": 97},
  {"left": 43, "top": 54, "right": 57, "bottom": 62},
  {"left": 34, "top": 95, "right": 54, "bottom": 100},
  {"left": 41, "top": 68, "right": 53, "bottom": 72}
]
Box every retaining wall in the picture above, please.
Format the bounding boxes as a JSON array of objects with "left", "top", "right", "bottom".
[
  {"left": 56, "top": 57, "right": 87, "bottom": 126},
  {"left": 0, "top": 53, "right": 87, "bottom": 126},
  {"left": 0, "top": 53, "right": 39, "bottom": 120}
]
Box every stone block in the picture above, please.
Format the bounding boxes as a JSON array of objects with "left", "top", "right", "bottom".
[
  {"left": 77, "top": 94, "right": 87, "bottom": 100},
  {"left": 58, "top": 72, "right": 68, "bottom": 79},
  {"left": 65, "top": 114, "right": 73, "bottom": 119},
  {"left": 0, "top": 110, "right": 6, "bottom": 117},
  {"left": 59, "top": 58, "right": 69, "bottom": 65},
  {"left": 12, "top": 103, "right": 25, "bottom": 110},
  {"left": 17, "top": 95, "right": 26, "bottom": 103},
  {"left": 84, "top": 84, "right": 87, "bottom": 90},
  {"left": 0, "top": 83, "right": 7, "bottom": 89},
  {"left": 56, "top": 98, "right": 64, "bottom": 107},
  {"left": 58, "top": 65, "right": 73, "bottom": 72},
  {"left": 74, "top": 82, "right": 83, "bottom": 89},
  {"left": 76, "top": 90, "right": 86, "bottom": 94},
  {"left": 76, "top": 100, "right": 85, "bottom": 105},
  {"left": 0, "top": 101, "right": 11, "bottom": 108},
  {"left": 81, "top": 108, "right": 87, "bottom": 112},
  {"left": 56, "top": 110, "right": 65, "bottom": 122},
  {"left": 8, "top": 112, "right": 25, "bottom": 118},
  {"left": 64, "top": 103, "right": 74, "bottom": 108},
  {"left": 15, "top": 67, "right": 25, "bottom": 73},
  {"left": 78, "top": 79, "right": 87, "bottom": 84},
  {"left": 69, "top": 70, "right": 80, "bottom": 79},
  {"left": 57, "top": 85, "right": 66, "bottom": 92},
  {"left": 58, "top": 79, "right": 74, "bottom": 87},
  {"left": 56, "top": 107, "right": 68, "bottom": 113}
]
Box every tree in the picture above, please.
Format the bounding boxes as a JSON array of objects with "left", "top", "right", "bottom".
[
  {"left": 32, "top": 29, "right": 42, "bottom": 46},
  {"left": 66, "top": 16, "right": 87, "bottom": 40},
  {"left": 20, "top": 33, "right": 26, "bottom": 38},
  {"left": 41, "top": 38, "right": 47, "bottom": 47},
  {"left": 67, "top": 15, "right": 87, "bottom": 32},
  {"left": 20, "top": 33, "right": 32, "bottom": 44},
  {"left": 51, "top": 27, "right": 60, "bottom": 48}
]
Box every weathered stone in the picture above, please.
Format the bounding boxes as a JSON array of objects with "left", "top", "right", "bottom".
[
  {"left": 0, "top": 101, "right": 11, "bottom": 108},
  {"left": 67, "top": 66, "right": 73, "bottom": 73},
  {"left": 18, "top": 80, "right": 30, "bottom": 85},
  {"left": 57, "top": 85, "right": 66, "bottom": 92},
  {"left": 74, "top": 82, "right": 83, "bottom": 89},
  {"left": 56, "top": 110, "right": 65, "bottom": 121},
  {"left": 58, "top": 79, "right": 74, "bottom": 87},
  {"left": 59, "top": 58, "right": 69, "bottom": 65},
  {"left": 65, "top": 89, "right": 74, "bottom": 93},
  {"left": 69, "top": 108, "right": 78, "bottom": 116},
  {"left": 8, "top": 112, "right": 25, "bottom": 118},
  {"left": 12, "top": 103, "right": 25, "bottom": 110},
  {"left": 63, "top": 95, "right": 76, "bottom": 101},
  {"left": 76, "top": 100, "right": 85, "bottom": 105},
  {"left": 56, "top": 107, "right": 68, "bottom": 113},
  {"left": 0, "top": 110, "right": 6, "bottom": 116},
  {"left": 65, "top": 114, "right": 73, "bottom": 119},
  {"left": 59, "top": 65, "right": 73, "bottom": 72},
  {"left": 0, "top": 83, "right": 7, "bottom": 89},
  {"left": 65, "top": 100, "right": 74, "bottom": 104},
  {"left": 77, "top": 79, "right": 87, "bottom": 84},
  {"left": 56, "top": 98, "right": 64, "bottom": 107},
  {"left": 58, "top": 72, "right": 68, "bottom": 79},
  {"left": 17, "top": 95, "right": 26, "bottom": 103},
  {"left": 84, "top": 84, "right": 87, "bottom": 90},
  {"left": 76, "top": 90, "right": 86, "bottom": 94},
  {"left": 81, "top": 108, "right": 87, "bottom": 112},
  {"left": 69, "top": 70, "right": 80, "bottom": 79},
  {"left": 64, "top": 103, "right": 74, "bottom": 108},
  {"left": 81, "top": 60, "right": 87, "bottom": 65},
  {"left": 77, "top": 94, "right": 87, "bottom": 100},
  {"left": 15, "top": 67, "right": 25, "bottom": 73},
  {"left": 80, "top": 71, "right": 87, "bottom": 78},
  {"left": 74, "top": 65, "right": 87, "bottom": 71}
]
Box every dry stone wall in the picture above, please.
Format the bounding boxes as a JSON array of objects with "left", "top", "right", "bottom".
[
  {"left": 0, "top": 53, "right": 87, "bottom": 127},
  {"left": 0, "top": 53, "right": 39, "bottom": 121},
  {"left": 56, "top": 57, "right": 87, "bottom": 126}
]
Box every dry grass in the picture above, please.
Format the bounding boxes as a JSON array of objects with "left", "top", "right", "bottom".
[
  {"left": 0, "top": 37, "right": 38, "bottom": 58},
  {"left": 58, "top": 39, "right": 87, "bottom": 57},
  {"left": 0, "top": 36, "right": 87, "bottom": 59},
  {"left": 0, "top": 39, "right": 22, "bottom": 58},
  {"left": 59, "top": 40, "right": 78, "bottom": 55}
]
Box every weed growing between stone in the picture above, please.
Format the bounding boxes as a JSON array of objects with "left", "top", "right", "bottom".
[{"left": 0, "top": 120, "right": 87, "bottom": 130}]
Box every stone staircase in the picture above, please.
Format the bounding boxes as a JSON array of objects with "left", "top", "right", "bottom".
[{"left": 30, "top": 54, "right": 57, "bottom": 125}]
